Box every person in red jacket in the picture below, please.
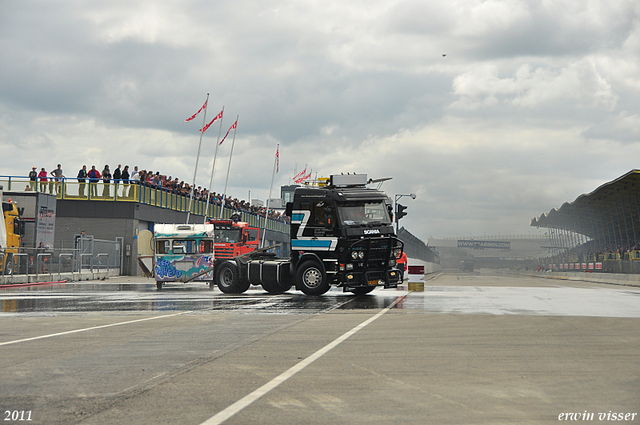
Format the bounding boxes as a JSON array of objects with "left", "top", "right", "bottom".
[
  {"left": 397, "top": 251, "right": 408, "bottom": 281},
  {"left": 37, "top": 168, "right": 48, "bottom": 192},
  {"left": 87, "top": 165, "right": 101, "bottom": 198}
]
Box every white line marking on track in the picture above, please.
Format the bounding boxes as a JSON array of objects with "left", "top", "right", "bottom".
[
  {"left": 199, "top": 295, "right": 407, "bottom": 425},
  {"left": 0, "top": 312, "right": 191, "bottom": 347}
]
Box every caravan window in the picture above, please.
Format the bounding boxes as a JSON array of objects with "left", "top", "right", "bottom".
[
  {"left": 157, "top": 240, "right": 170, "bottom": 254},
  {"left": 172, "top": 240, "right": 195, "bottom": 254}
]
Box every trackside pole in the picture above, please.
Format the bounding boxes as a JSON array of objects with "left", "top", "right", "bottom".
[
  {"left": 261, "top": 143, "right": 278, "bottom": 249},
  {"left": 187, "top": 93, "right": 209, "bottom": 224},
  {"left": 219, "top": 115, "right": 239, "bottom": 219},
  {"left": 204, "top": 106, "right": 225, "bottom": 223}
]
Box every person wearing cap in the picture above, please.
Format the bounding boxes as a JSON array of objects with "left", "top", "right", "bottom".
[{"left": 28, "top": 167, "right": 37, "bottom": 191}]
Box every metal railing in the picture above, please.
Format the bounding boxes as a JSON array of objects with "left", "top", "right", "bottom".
[
  {"left": 1, "top": 247, "right": 117, "bottom": 281},
  {"left": 1, "top": 175, "right": 289, "bottom": 233}
]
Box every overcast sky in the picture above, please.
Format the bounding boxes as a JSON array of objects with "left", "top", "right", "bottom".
[{"left": 1, "top": 0, "right": 639, "bottom": 240}]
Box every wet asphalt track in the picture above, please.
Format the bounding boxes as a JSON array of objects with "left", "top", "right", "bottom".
[{"left": 1, "top": 271, "right": 639, "bottom": 424}]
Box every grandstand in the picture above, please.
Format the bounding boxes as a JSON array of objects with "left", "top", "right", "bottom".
[{"left": 531, "top": 170, "right": 640, "bottom": 273}]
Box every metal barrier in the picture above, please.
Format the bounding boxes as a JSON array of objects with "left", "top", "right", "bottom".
[
  {"left": 36, "top": 253, "right": 53, "bottom": 282},
  {"left": 96, "top": 253, "right": 110, "bottom": 272},
  {"left": 81, "top": 253, "right": 94, "bottom": 273},
  {"left": 1, "top": 246, "right": 120, "bottom": 283},
  {"left": 5, "top": 253, "right": 28, "bottom": 276},
  {"left": 58, "top": 253, "right": 75, "bottom": 281}
]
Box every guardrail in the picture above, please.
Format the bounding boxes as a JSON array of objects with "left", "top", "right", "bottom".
[
  {"left": 1, "top": 175, "right": 289, "bottom": 233},
  {"left": 1, "top": 248, "right": 116, "bottom": 283}
]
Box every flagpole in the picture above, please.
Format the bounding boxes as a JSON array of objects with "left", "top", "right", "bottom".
[
  {"left": 187, "top": 93, "right": 209, "bottom": 224},
  {"left": 261, "top": 143, "right": 278, "bottom": 249},
  {"left": 219, "top": 115, "right": 239, "bottom": 219},
  {"left": 204, "top": 106, "right": 225, "bottom": 223}
]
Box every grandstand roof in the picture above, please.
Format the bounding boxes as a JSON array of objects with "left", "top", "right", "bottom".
[{"left": 530, "top": 170, "right": 640, "bottom": 247}]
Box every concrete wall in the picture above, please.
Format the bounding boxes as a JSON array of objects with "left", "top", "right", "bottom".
[{"left": 55, "top": 200, "right": 290, "bottom": 276}]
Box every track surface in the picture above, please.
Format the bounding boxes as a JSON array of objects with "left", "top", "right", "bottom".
[{"left": 1, "top": 271, "right": 639, "bottom": 424}]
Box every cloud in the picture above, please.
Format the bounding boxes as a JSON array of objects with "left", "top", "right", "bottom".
[
  {"left": 450, "top": 59, "right": 618, "bottom": 111},
  {"left": 1, "top": 0, "right": 640, "bottom": 242}
]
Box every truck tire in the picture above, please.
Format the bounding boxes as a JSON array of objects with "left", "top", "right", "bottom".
[
  {"left": 217, "top": 261, "right": 249, "bottom": 294},
  {"left": 351, "top": 286, "right": 375, "bottom": 295},
  {"left": 297, "top": 260, "right": 330, "bottom": 296},
  {"left": 261, "top": 280, "right": 292, "bottom": 295}
]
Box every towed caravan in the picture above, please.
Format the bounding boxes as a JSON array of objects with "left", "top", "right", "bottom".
[{"left": 153, "top": 223, "right": 215, "bottom": 290}]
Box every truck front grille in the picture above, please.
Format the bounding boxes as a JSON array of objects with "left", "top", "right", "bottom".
[
  {"left": 349, "top": 236, "right": 401, "bottom": 270},
  {"left": 215, "top": 247, "right": 234, "bottom": 258}
]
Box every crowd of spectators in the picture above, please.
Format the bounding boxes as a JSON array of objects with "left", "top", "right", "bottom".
[
  {"left": 543, "top": 237, "right": 640, "bottom": 264},
  {"left": 26, "top": 164, "right": 290, "bottom": 224}
]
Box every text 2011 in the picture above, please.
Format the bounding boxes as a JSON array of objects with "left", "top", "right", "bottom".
[{"left": 3, "top": 411, "right": 32, "bottom": 421}]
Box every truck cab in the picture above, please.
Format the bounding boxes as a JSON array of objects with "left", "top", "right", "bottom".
[
  {"left": 287, "top": 174, "right": 403, "bottom": 295},
  {"left": 1, "top": 197, "right": 24, "bottom": 274},
  {"left": 208, "top": 218, "right": 259, "bottom": 259}
]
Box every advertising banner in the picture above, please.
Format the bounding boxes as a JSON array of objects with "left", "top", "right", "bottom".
[{"left": 457, "top": 240, "right": 510, "bottom": 250}]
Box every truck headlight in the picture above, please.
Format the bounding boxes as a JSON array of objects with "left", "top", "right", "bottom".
[
  {"left": 358, "top": 251, "right": 365, "bottom": 260},
  {"left": 351, "top": 251, "right": 359, "bottom": 260},
  {"left": 392, "top": 248, "right": 402, "bottom": 258}
]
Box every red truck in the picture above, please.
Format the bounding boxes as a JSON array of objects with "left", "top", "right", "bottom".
[{"left": 208, "top": 218, "right": 260, "bottom": 258}]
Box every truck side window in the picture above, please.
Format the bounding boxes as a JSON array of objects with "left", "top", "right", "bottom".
[
  {"left": 199, "top": 240, "right": 213, "bottom": 253},
  {"left": 313, "top": 202, "right": 325, "bottom": 225}
]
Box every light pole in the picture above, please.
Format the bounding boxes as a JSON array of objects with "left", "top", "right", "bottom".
[{"left": 394, "top": 193, "right": 416, "bottom": 234}]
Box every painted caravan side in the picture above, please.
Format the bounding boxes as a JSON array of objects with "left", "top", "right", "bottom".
[{"left": 153, "top": 223, "right": 215, "bottom": 289}]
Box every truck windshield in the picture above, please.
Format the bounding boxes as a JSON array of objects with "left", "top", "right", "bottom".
[
  {"left": 338, "top": 201, "right": 391, "bottom": 226},
  {"left": 215, "top": 227, "right": 242, "bottom": 243}
]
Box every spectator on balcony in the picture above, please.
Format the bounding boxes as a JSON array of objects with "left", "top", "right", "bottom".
[
  {"left": 87, "top": 165, "right": 101, "bottom": 197},
  {"left": 121, "top": 165, "right": 130, "bottom": 197},
  {"left": 50, "top": 164, "right": 64, "bottom": 195},
  {"left": 128, "top": 166, "right": 139, "bottom": 198},
  {"left": 37, "top": 167, "right": 48, "bottom": 192},
  {"left": 102, "top": 165, "right": 112, "bottom": 197},
  {"left": 113, "top": 164, "right": 122, "bottom": 195},
  {"left": 77, "top": 165, "right": 88, "bottom": 197},
  {"left": 28, "top": 167, "right": 37, "bottom": 191}
]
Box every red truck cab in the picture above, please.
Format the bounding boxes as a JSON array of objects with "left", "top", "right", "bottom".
[{"left": 208, "top": 219, "right": 259, "bottom": 258}]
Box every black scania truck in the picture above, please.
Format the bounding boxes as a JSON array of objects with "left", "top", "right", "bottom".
[{"left": 214, "top": 174, "right": 404, "bottom": 296}]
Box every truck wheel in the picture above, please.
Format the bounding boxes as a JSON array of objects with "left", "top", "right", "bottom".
[
  {"left": 351, "top": 286, "right": 375, "bottom": 295},
  {"left": 217, "top": 261, "right": 247, "bottom": 294},
  {"left": 261, "top": 280, "right": 292, "bottom": 295},
  {"left": 237, "top": 279, "right": 251, "bottom": 293},
  {"left": 297, "top": 261, "right": 329, "bottom": 296}
]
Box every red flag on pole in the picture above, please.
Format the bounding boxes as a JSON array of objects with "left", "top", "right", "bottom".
[
  {"left": 184, "top": 99, "right": 208, "bottom": 123},
  {"left": 293, "top": 166, "right": 306, "bottom": 181},
  {"left": 276, "top": 147, "right": 279, "bottom": 173},
  {"left": 219, "top": 120, "right": 238, "bottom": 145},
  {"left": 199, "top": 110, "right": 224, "bottom": 133},
  {"left": 294, "top": 170, "right": 311, "bottom": 184}
]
